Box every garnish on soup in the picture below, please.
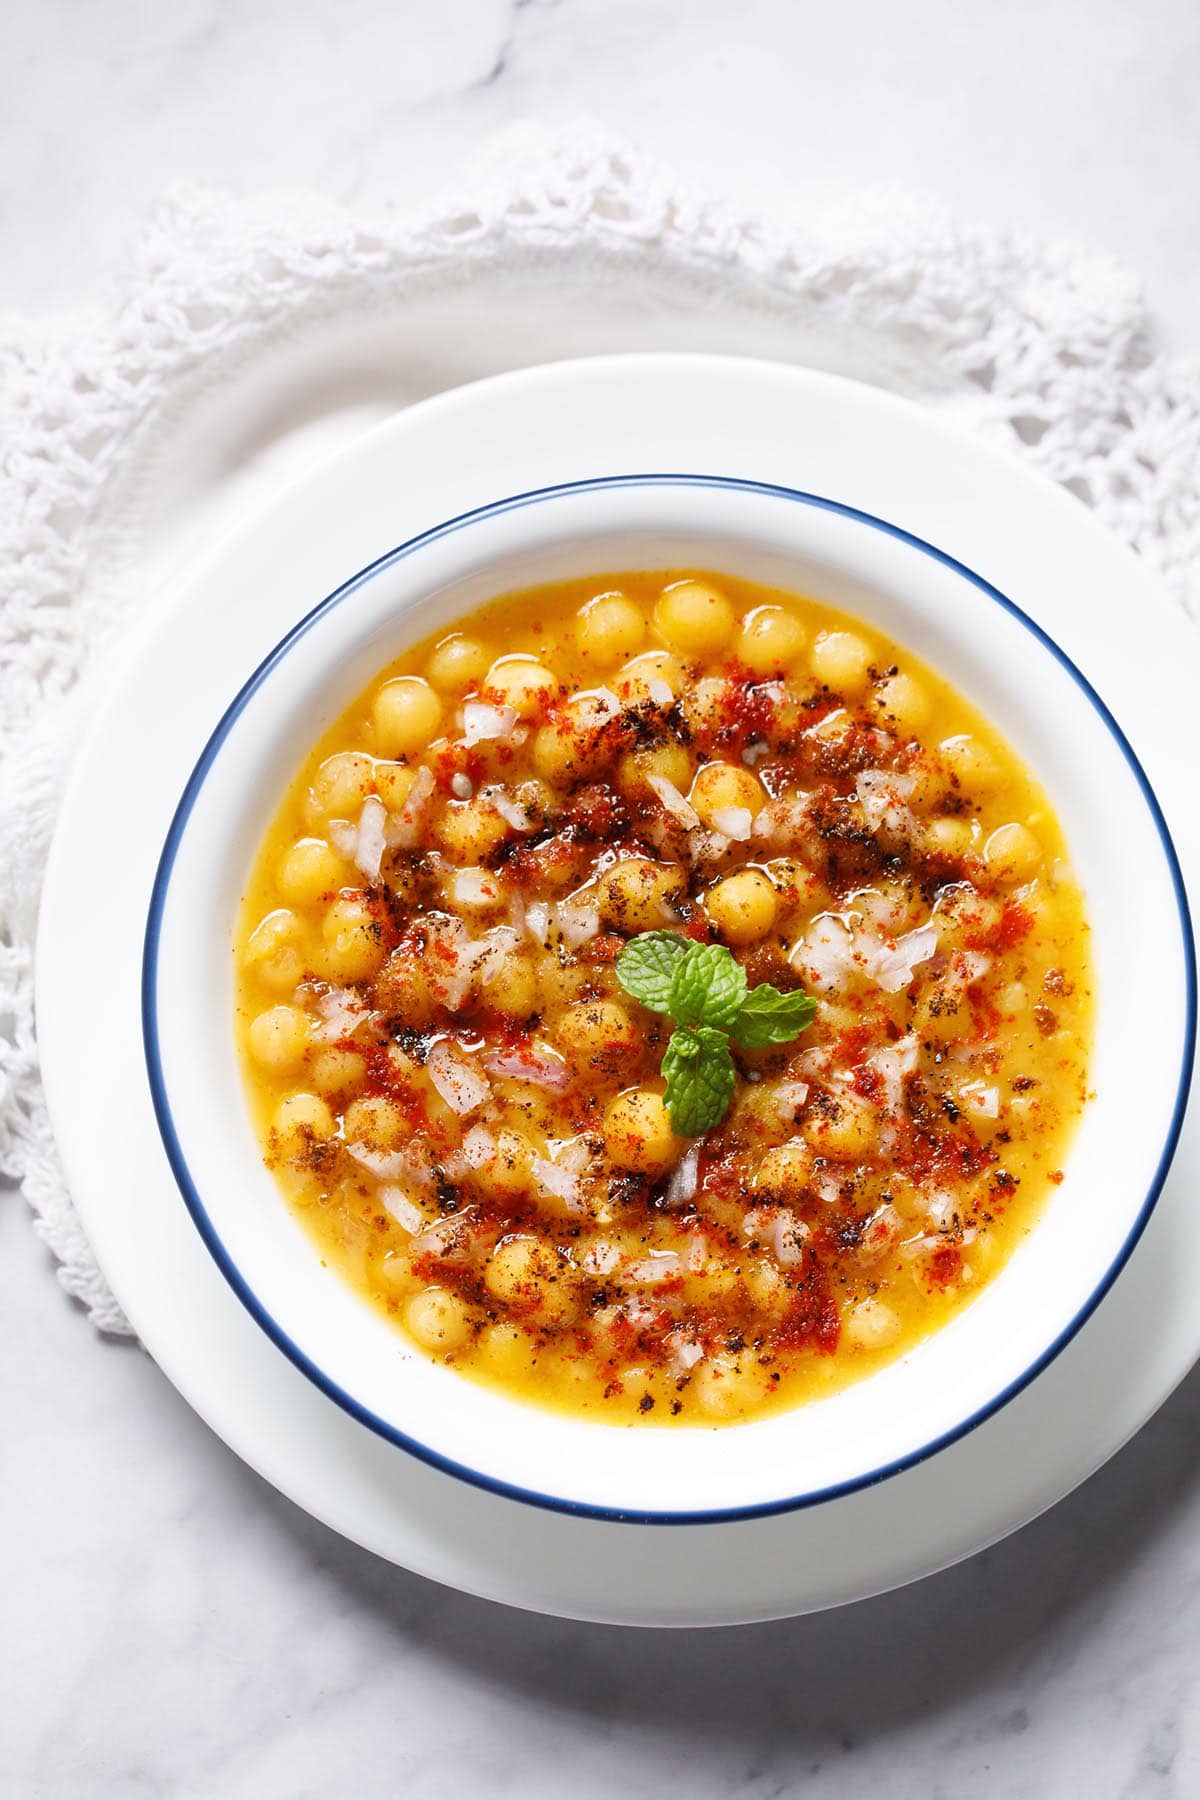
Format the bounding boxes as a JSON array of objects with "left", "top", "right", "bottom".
[{"left": 234, "top": 571, "right": 1093, "bottom": 1424}]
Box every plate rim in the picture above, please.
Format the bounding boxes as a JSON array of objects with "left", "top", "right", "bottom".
[{"left": 33, "top": 351, "right": 1200, "bottom": 1623}]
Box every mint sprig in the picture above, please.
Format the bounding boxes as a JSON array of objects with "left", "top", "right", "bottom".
[{"left": 616, "top": 932, "right": 816, "bottom": 1136}]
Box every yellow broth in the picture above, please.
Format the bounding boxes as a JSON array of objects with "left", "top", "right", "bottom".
[{"left": 234, "top": 571, "right": 1093, "bottom": 1424}]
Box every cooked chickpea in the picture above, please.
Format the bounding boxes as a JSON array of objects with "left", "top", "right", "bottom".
[
  {"left": 489, "top": 1129, "right": 536, "bottom": 1199},
  {"left": 653, "top": 579, "right": 735, "bottom": 656},
  {"left": 736, "top": 605, "right": 807, "bottom": 673},
  {"left": 254, "top": 945, "right": 307, "bottom": 993},
  {"left": 802, "top": 1090, "right": 878, "bottom": 1161},
  {"left": 597, "top": 857, "right": 686, "bottom": 933},
  {"left": 616, "top": 649, "right": 686, "bottom": 702},
  {"left": 482, "top": 952, "right": 539, "bottom": 1019},
  {"left": 425, "top": 634, "right": 489, "bottom": 691},
  {"left": 436, "top": 795, "right": 510, "bottom": 863},
  {"left": 532, "top": 696, "right": 615, "bottom": 785},
  {"left": 477, "top": 1320, "right": 538, "bottom": 1380},
  {"left": 278, "top": 838, "right": 349, "bottom": 907},
  {"left": 321, "top": 895, "right": 386, "bottom": 981},
  {"left": 483, "top": 656, "right": 559, "bottom": 719},
  {"left": 912, "top": 970, "right": 971, "bottom": 1040},
  {"left": 371, "top": 678, "right": 442, "bottom": 759},
  {"left": 484, "top": 1235, "right": 578, "bottom": 1322},
  {"left": 406, "top": 1287, "right": 472, "bottom": 1353},
  {"left": 872, "top": 671, "right": 930, "bottom": 733},
  {"left": 617, "top": 740, "right": 693, "bottom": 795},
  {"left": 810, "top": 630, "right": 874, "bottom": 698},
  {"left": 755, "top": 1139, "right": 814, "bottom": 1197},
  {"left": 373, "top": 761, "right": 417, "bottom": 811},
  {"left": 272, "top": 1092, "right": 335, "bottom": 1153},
  {"left": 923, "top": 816, "right": 976, "bottom": 860},
  {"left": 373, "top": 950, "right": 441, "bottom": 1027},
  {"left": 555, "top": 999, "right": 641, "bottom": 1071},
  {"left": 306, "top": 751, "right": 374, "bottom": 825},
  {"left": 938, "top": 733, "right": 1003, "bottom": 796},
  {"left": 603, "top": 1088, "right": 679, "bottom": 1174},
  {"left": 705, "top": 868, "right": 778, "bottom": 944},
  {"left": 343, "top": 1094, "right": 406, "bottom": 1152},
  {"left": 844, "top": 1297, "right": 901, "bottom": 1351},
  {"left": 245, "top": 910, "right": 305, "bottom": 993},
  {"left": 577, "top": 593, "right": 645, "bottom": 665},
  {"left": 744, "top": 1258, "right": 790, "bottom": 1310},
  {"left": 308, "top": 1045, "right": 366, "bottom": 1101},
  {"left": 247, "top": 1004, "right": 310, "bottom": 1072},
  {"left": 692, "top": 1357, "right": 764, "bottom": 1419},
  {"left": 681, "top": 675, "right": 728, "bottom": 738},
  {"left": 984, "top": 822, "right": 1042, "bottom": 884},
  {"left": 690, "top": 761, "right": 765, "bottom": 829}
]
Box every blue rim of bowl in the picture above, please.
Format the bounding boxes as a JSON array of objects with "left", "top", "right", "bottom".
[{"left": 143, "top": 473, "right": 1197, "bottom": 1526}]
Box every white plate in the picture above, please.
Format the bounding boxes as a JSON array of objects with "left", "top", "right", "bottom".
[{"left": 36, "top": 354, "right": 1200, "bottom": 1624}]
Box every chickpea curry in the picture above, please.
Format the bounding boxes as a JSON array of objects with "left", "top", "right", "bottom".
[{"left": 234, "top": 571, "right": 1093, "bottom": 1424}]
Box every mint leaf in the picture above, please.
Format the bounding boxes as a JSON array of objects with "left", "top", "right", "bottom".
[
  {"left": 728, "top": 984, "right": 818, "bottom": 1050},
  {"left": 668, "top": 942, "right": 748, "bottom": 1029},
  {"left": 661, "top": 1027, "right": 736, "bottom": 1137},
  {"left": 616, "top": 931, "right": 690, "bottom": 1012}
]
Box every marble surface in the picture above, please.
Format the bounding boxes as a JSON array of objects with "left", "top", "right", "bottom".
[{"left": 5, "top": 2, "right": 1200, "bottom": 1795}]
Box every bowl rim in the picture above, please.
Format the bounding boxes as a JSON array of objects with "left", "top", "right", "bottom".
[{"left": 142, "top": 470, "right": 1197, "bottom": 1526}]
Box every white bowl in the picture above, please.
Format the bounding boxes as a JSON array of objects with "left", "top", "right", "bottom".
[{"left": 145, "top": 472, "right": 1195, "bottom": 1523}]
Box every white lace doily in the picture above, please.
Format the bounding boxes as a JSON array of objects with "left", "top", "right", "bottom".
[{"left": 3, "top": 129, "right": 1198, "bottom": 1336}]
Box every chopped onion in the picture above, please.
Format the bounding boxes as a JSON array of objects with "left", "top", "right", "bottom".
[
  {"left": 575, "top": 686, "right": 622, "bottom": 722},
  {"left": 855, "top": 769, "right": 916, "bottom": 846},
  {"left": 685, "top": 827, "right": 731, "bottom": 868},
  {"left": 792, "top": 913, "right": 859, "bottom": 991},
  {"left": 667, "top": 1331, "right": 705, "bottom": 1373},
  {"left": 955, "top": 950, "right": 993, "bottom": 985},
  {"left": 646, "top": 774, "right": 701, "bottom": 830},
  {"left": 551, "top": 1136, "right": 592, "bottom": 1176},
  {"left": 488, "top": 787, "right": 533, "bottom": 832},
  {"left": 345, "top": 1143, "right": 411, "bottom": 1180},
  {"left": 958, "top": 1080, "right": 1000, "bottom": 1119},
  {"left": 451, "top": 772, "right": 474, "bottom": 800},
  {"left": 311, "top": 985, "right": 369, "bottom": 1043},
  {"left": 349, "top": 802, "right": 386, "bottom": 885},
  {"left": 665, "top": 1143, "right": 701, "bottom": 1206},
  {"left": 462, "top": 701, "right": 518, "bottom": 745},
  {"left": 327, "top": 818, "right": 358, "bottom": 861},
  {"left": 770, "top": 1210, "right": 810, "bottom": 1267},
  {"left": 411, "top": 1210, "right": 476, "bottom": 1260},
  {"left": 482, "top": 1045, "right": 571, "bottom": 1091},
  {"left": 581, "top": 1238, "right": 622, "bottom": 1275},
  {"left": 376, "top": 1186, "right": 426, "bottom": 1234},
  {"left": 475, "top": 924, "right": 522, "bottom": 987},
  {"left": 753, "top": 792, "right": 810, "bottom": 847},
  {"left": 461, "top": 1125, "right": 497, "bottom": 1169},
  {"left": 387, "top": 764, "right": 435, "bottom": 848},
  {"left": 525, "top": 900, "right": 552, "bottom": 944},
  {"left": 869, "top": 923, "right": 939, "bottom": 994},
  {"left": 925, "top": 1190, "right": 958, "bottom": 1229},
  {"left": 867, "top": 1034, "right": 919, "bottom": 1114},
  {"left": 426, "top": 1040, "right": 491, "bottom": 1116},
  {"left": 710, "top": 805, "right": 753, "bottom": 842},
  {"left": 448, "top": 867, "right": 503, "bottom": 912},
  {"left": 626, "top": 1251, "right": 683, "bottom": 1284},
  {"left": 741, "top": 739, "right": 770, "bottom": 767},
  {"left": 555, "top": 893, "right": 600, "bottom": 947},
  {"left": 774, "top": 1080, "right": 810, "bottom": 1121},
  {"left": 686, "top": 1233, "right": 709, "bottom": 1274},
  {"left": 530, "top": 1157, "right": 584, "bottom": 1212},
  {"left": 648, "top": 678, "right": 675, "bottom": 706}
]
